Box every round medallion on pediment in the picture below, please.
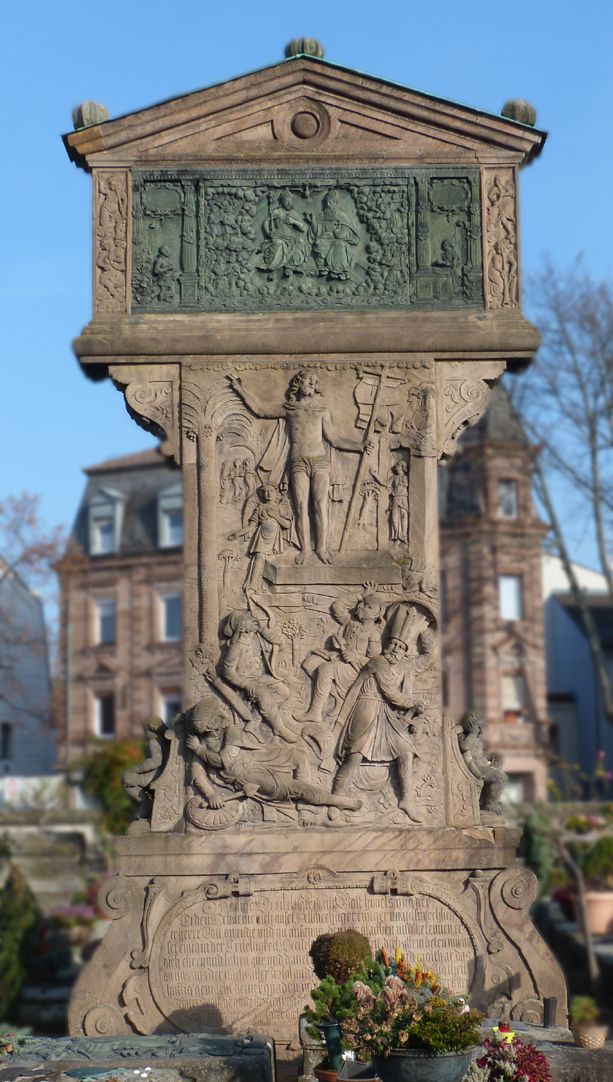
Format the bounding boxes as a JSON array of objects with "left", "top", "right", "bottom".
[{"left": 290, "top": 110, "right": 321, "bottom": 139}]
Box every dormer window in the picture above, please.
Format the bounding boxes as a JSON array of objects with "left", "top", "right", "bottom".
[
  {"left": 158, "top": 481, "right": 183, "bottom": 548},
  {"left": 89, "top": 488, "right": 125, "bottom": 556}
]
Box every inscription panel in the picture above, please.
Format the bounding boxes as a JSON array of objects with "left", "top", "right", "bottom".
[
  {"left": 132, "top": 168, "right": 483, "bottom": 313},
  {"left": 148, "top": 886, "right": 477, "bottom": 1045}
]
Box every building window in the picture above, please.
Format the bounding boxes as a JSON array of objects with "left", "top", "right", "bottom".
[
  {"left": 502, "top": 674, "right": 526, "bottom": 720},
  {"left": 160, "top": 508, "right": 183, "bottom": 548},
  {"left": 158, "top": 482, "right": 183, "bottom": 548},
  {"left": 502, "top": 773, "right": 534, "bottom": 805},
  {"left": 497, "top": 479, "right": 518, "bottom": 519},
  {"left": 88, "top": 487, "right": 125, "bottom": 556},
  {"left": 0, "top": 723, "right": 13, "bottom": 762},
  {"left": 159, "top": 692, "right": 182, "bottom": 726},
  {"left": 95, "top": 599, "right": 116, "bottom": 645},
  {"left": 92, "top": 516, "right": 115, "bottom": 554},
  {"left": 94, "top": 693, "right": 116, "bottom": 738},
  {"left": 160, "top": 594, "right": 182, "bottom": 642},
  {"left": 499, "top": 574, "right": 523, "bottom": 621}
]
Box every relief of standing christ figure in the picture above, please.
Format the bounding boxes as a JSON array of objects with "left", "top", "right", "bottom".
[{"left": 227, "top": 369, "right": 372, "bottom": 565}]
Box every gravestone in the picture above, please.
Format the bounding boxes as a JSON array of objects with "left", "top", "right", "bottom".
[{"left": 63, "top": 41, "right": 566, "bottom": 1060}]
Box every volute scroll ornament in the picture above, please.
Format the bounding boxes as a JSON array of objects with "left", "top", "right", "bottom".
[
  {"left": 82, "top": 1004, "right": 129, "bottom": 1037},
  {"left": 110, "top": 366, "right": 181, "bottom": 465},
  {"left": 97, "top": 875, "right": 142, "bottom": 920}
]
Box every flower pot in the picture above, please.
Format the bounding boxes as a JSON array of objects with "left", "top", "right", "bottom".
[
  {"left": 320, "top": 1022, "right": 343, "bottom": 1073},
  {"left": 314, "top": 1065, "right": 338, "bottom": 1082},
  {"left": 583, "top": 891, "right": 613, "bottom": 935},
  {"left": 337, "top": 1061, "right": 379, "bottom": 1082},
  {"left": 373, "top": 1048, "right": 476, "bottom": 1082},
  {"left": 571, "top": 1023, "right": 608, "bottom": 1049}
]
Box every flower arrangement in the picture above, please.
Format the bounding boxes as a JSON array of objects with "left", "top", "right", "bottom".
[
  {"left": 307, "top": 946, "right": 482, "bottom": 1060},
  {"left": 48, "top": 903, "right": 96, "bottom": 928},
  {"left": 474, "top": 1034, "right": 552, "bottom": 1082}
]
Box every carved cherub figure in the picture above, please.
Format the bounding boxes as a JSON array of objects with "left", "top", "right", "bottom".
[
  {"left": 296, "top": 589, "right": 384, "bottom": 725},
  {"left": 458, "top": 712, "right": 507, "bottom": 814},
  {"left": 122, "top": 716, "right": 166, "bottom": 819},
  {"left": 185, "top": 696, "right": 361, "bottom": 814}
]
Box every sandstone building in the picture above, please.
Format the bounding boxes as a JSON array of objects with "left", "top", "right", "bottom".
[
  {"left": 55, "top": 448, "right": 183, "bottom": 764},
  {"left": 57, "top": 387, "right": 550, "bottom": 798},
  {"left": 440, "top": 385, "right": 550, "bottom": 800}
]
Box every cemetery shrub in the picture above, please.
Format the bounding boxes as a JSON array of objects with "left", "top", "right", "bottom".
[
  {"left": 78, "top": 739, "right": 144, "bottom": 834},
  {"left": 582, "top": 835, "right": 613, "bottom": 889},
  {"left": 0, "top": 865, "right": 42, "bottom": 1020},
  {"left": 309, "top": 929, "right": 373, "bottom": 982}
]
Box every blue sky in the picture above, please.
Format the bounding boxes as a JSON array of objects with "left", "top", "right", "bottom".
[{"left": 2, "top": 0, "right": 611, "bottom": 567}]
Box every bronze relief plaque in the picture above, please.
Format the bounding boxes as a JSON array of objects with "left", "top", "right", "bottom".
[{"left": 132, "top": 168, "right": 483, "bottom": 313}]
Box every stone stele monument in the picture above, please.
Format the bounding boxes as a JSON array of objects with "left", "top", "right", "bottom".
[{"left": 63, "top": 39, "right": 566, "bottom": 1058}]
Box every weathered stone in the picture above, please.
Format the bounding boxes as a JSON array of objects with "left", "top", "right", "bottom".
[
  {"left": 0, "top": 1033, "right": 274, "bottom": 1082},
  {"left": 62, "top": 48, "right": 563, "bottom": 1055},
  {"left": 501, "top": 98, "right": 537, "bottom": 127},
  {"left": 72, "top": 101, "right": 109, "bottom": 129},
  {"left": 285, "top": 38, "right": 325, "bottom": 59}
]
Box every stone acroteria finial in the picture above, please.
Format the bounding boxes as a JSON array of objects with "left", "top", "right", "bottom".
[
  {"left": 72, "top": 102, "right": 110, "bottom": 130},
  {"left": 284, "top": 38, "right": 325, "bottom": 59},
  {"left": 501, "top": 99, "right": 537, "bottom": 127}
]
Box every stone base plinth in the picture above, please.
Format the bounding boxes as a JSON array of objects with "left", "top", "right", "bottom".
[
  {"left": 0, "top": 1034, "right": 274, "bottom": 1082},
  {"left": 68, "top": 826, "right": 567, "bottom": 1057}
]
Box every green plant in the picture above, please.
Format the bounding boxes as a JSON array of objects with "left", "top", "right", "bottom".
[
  {"left": 305, "top": 973, "right": 366, "bottom": 1035},
  {"left": 582, "top": 835, "right": 613, "bottom": 889},
  {"left": 331, "top": 949, "right": 482, "bottom": 1059},
  {"left": 0, "top": 866, "right": 42, "bottom": 1020},
  {"left": 75, "top": 739, "right": 145, "bottom": 833},
  {"left": 520, "top": 807, "right": 559, "bottom": 895},
  {"left": 309, "top": 930, "right": 373, "bottom": 983},
  {"left": 569, "top": 995, "right": 600, "bottom": 1025}
]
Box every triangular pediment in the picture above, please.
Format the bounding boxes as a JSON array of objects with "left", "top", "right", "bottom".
[{"left": 64, "top": 57, "right": 545, "bottom": 170}]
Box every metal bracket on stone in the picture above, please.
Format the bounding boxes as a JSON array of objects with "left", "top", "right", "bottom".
[{"left": 371, "top": 869, "right": 411, "bottom": 895}]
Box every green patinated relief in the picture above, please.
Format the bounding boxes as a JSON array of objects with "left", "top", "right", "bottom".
[{"left": 132, "top": 168, "right": 482, "bottom": 313}]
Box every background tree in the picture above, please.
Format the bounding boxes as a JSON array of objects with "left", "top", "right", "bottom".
[
  {"left": 0, "top": 494, "right": 64, "bottom": 721},
  {"left": 510, "top": 263, "right": 613, "bottom": 721}
]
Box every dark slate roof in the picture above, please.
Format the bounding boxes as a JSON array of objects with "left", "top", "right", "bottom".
[
  {"left": 84, "top": 447, "right": 166, "bottom": 474},
  {"left": 71, "top": 445, "right": 180, "bottom": 556}
]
